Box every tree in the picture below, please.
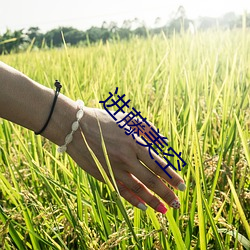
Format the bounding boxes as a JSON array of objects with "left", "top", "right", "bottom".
[
  {"left": 27, "top": 27, "right": 43, "bottom": 47},
  {"left": 154, "top": 17, "right": 162, "bottom": 28},
  {"left": 220, "top": 12, "right": 237, "bottom": 29},
  {"left": 0, "top": 29, "right": 29, "bottom": 54},
  {"left": 45, "top": 27, "right": 85, "bottom": 47},
  {"left": 108, "top": 21, "right": 118, "bottom": 33},
  {"left": 168, "top": 5, "right": 193, "bottom": 34},
  {"left": 122, "top": 19, "right": 132, "bottom": 30}
]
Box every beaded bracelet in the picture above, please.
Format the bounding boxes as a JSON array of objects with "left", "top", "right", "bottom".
[{"left": 57, "top": 100, "right": 85, "bottom": 153}]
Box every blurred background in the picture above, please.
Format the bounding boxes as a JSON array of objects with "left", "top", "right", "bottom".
[{"left": 0, "top": 0, "right": 249, "bottom": 53}]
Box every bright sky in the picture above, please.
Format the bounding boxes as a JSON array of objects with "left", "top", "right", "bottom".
[{"left": 0, "top": 0, "right": 249, "bottom": 34}]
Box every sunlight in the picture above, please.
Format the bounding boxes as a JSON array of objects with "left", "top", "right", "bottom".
[
  {"left": 0, "top": 0, "right": 249, "bottom": 33},
  {"left": 185, "top": 0, "right": 248, "bottom": 18}
]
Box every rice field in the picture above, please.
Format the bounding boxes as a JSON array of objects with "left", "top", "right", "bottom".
[{"left": 0, "top": 29, "right": 250, "bottom": 249}]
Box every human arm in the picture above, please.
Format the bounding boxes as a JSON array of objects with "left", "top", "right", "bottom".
[{"left": 0, "top": 61, "right": 186, "bottom": 213}]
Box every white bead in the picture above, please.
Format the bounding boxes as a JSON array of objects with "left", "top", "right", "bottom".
[
  {"left": 76, "top": 109, "right": 84, "bottom": 120},
  {"left": 65, "top": 133, "right": 73, "bottom": 144},
  {"left": 76, "top": 100, "right": 84, "bottom": 108},
  {"left": 57, "top": 99, "right": 85, "bottom": 154},
  {"left": 57, "top": 145, "right": 67, "bottom": 153},
  {"left": 72, "top": 121, "right": 79, "bottom": 131}
]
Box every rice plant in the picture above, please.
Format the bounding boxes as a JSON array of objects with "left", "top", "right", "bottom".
[{"left": 0, "top": 29, "right": 249, "bottom": 249}]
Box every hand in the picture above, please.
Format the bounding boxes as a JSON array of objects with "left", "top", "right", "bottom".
[
  {"left": 66, "top": 107, "right": 186, "bottom": 213},
  {"left": 0, "top": 62, "right": 185, "bottom": 213}
]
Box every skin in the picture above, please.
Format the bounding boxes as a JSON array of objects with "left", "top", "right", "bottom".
[{"left": 0, "top": 61, "right": 185, "bottom": 213}]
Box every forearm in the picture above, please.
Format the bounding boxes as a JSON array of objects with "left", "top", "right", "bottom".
[{"left": 0, "top": 61, "right": 77, "bottom": 145}]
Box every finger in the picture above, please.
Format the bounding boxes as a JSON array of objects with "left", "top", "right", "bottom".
[
  {"left": 116, "top": 180, "right": 148, "bottom": 211},
  {"left": 135, "top": 136, "right": 186, "bottom": 191},
  {"left": 118, "top": 173, "right": 168, "bottom": 213},
  {"left": 119, "top": 169, "right": 179, "bottom": 211}
]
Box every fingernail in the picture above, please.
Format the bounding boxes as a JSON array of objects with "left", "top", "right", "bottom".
[
  {"left": 170, "top": 199, "right": 181, "bottom": 209},
  {"left": 137, "top": 203, "right": 147, "bottom": 211},
  {"left": 156, "top": 203, "right": 167, "bottom": 214},
  {"left": 177, "top": 182, "right": 186, "bottom": 191}
]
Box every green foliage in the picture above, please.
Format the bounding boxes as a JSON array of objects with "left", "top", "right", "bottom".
[
  {"left": 0, "top": 30, "right": 250, "bottom": 249},
  {"left": 45, "top": 27, "right": 86, "bottom": 47},
  {"left": 1, "top": 12, "right": 250, "bottom": 54},
  {"left": 0, "top": 29, "right": 29, "bottom": 54}
]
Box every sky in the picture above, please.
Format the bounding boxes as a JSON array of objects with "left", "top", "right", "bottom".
[{"left": 0, "top": 0, "right": 249, "bottom": 34}]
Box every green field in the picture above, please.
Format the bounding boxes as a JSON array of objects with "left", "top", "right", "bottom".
[{"left": 0, "top": 30, "right": 249, "bottom": 249}]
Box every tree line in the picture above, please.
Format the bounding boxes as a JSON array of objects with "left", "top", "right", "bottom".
[{"left": 0, "top": 10, "right": 249, "bottom": 54}]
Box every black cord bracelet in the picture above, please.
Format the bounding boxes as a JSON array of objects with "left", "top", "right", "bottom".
[{"left": 35, "top": 80, "right": 62, "bottom": 135}]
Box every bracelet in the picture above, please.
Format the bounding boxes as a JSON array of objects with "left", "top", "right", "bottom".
[
  {"left": 57, "top": 100, "right": 85, "bottom": 153},
  {"left": 35, "top": 80, "right": 62, "bottom": 135}
]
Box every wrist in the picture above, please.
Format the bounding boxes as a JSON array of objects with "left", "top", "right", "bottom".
[{"left": 42, "top": 93, "right": 79, "bottom": 146}]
